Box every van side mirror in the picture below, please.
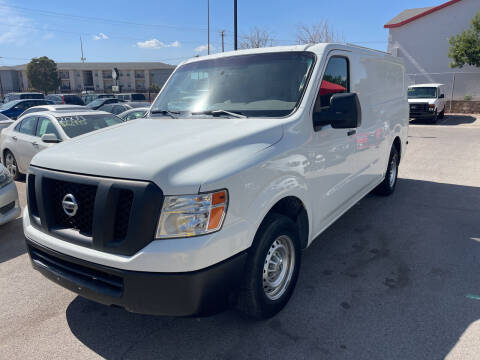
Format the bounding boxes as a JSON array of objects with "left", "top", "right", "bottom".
[
  {"left": 439, "top": 93, "right": 445, "bottom": 98},
  {"left": 313, "top": 93, "right": 362, "bottom": 130},
  {"left": 41, "top": 133, "right": 61, "bottom": 143}
]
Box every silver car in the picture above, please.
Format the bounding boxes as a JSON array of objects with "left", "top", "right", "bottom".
[
  {"left": 0, "top": 163, "right": 20, "bottom": 226},
  {"left": 0, "top": 110, "right": 124, "bottom": 180}
]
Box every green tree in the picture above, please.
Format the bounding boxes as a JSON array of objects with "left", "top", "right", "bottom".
[
  {"left": 26, "top": 56, "right": 60, "bottom": 94},
  {"left": 150, "top": 83, "right": 161, "bottom": 93},
  {"left": 448, "top": 12, "right": 480, "bottom": 68}
]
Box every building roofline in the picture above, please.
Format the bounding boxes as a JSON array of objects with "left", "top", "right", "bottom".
[{"left": 384, "top": 0, "right": 462, "bottom": 28}]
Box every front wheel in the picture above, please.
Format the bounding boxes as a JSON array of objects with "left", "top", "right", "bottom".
[
  {"left": 236, "top": 214, "right": 301, "bottom": 319},
  {"left": 438, "top": 109, "right": 445, "bottom": 119},
  {"left": 429, "top": 110, "right": 438, "bottom": 124},
  {"left": 373, "top": 145, "right": 399, "bottom": 196},
  {"left": 4, "top": 150, "right": 22, "bottom": 181}
]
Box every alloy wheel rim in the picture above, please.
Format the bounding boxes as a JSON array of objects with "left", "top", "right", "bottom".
[
  {"left": 5, "top": 153, "right": 17, "bottom": 178},
  {"left": 389, "top": 155, "right": 397, "bottom": 188},
  {"left": 263, "top": 235, "right": 295, "bottom": 301}
]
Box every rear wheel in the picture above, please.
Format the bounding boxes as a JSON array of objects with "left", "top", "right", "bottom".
[
  {"left": 438, "top": 109, "right": 445, "bottom": 119},
  {"left": 4, "top": 150, "right": 22, "bottom": 181},
  {"left": 373, "top": 145, "right": 399, "bottom": 196},
  {"left": 429, "top": 110, "right": 438, "bottom": 124},
  {"left": 236, "top": 214, "right": 301, "bottom": 319}
]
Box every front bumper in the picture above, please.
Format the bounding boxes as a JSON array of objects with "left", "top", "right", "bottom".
[
  {"left": 26, "top": 237, "right": 247, "bottom": 316},
  {"left": 0, "top": 181, "right": 21, "bottom": 226}
]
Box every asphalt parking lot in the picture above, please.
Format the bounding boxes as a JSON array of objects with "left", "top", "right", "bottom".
[{"left": 1, "top": 114, "right": 480, "bottom": 360}]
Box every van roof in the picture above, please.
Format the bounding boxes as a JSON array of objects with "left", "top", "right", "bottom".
[
  {"left": 409, "top": 83, "right": 444, "bottom": 88},
  {"left": 181, "top": 43, "right": 395, "bottom": 66}
]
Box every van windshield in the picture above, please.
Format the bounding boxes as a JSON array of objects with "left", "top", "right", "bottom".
[
  {"left": 408, "top": 87, "right": 437, "bottom": 99},
  {"left": 150, "top": 52, "right": 316, "bottom": 118}
]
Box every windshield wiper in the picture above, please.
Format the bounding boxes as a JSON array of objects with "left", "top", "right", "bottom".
[
  {"left": 150, "top": 109, "right": 180, "bottom": 119},
  {"left": 191, "top": 109, "right": 247, "bottom": 118}
]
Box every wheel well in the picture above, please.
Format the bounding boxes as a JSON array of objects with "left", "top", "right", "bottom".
[
  {"left": 263, "top": 196, "right": 309, "bottom": 249},
  {"left": 2, "top": 148, "right": 10, "bottom": 164},
  {"left": 393, "top": 137, "right": 401, "bottom": 162}
]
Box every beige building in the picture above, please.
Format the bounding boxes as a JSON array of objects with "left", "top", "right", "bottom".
[{"left": 0, "top": 61, "right": 175, "bottom": 94}]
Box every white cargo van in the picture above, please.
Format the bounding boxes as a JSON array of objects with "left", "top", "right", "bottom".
[
  {"left": 24, "top": 44, "right": 408, "bottom": 319},
  {"left": 408, "top": 83, "right": 446, "bottom": 123}
]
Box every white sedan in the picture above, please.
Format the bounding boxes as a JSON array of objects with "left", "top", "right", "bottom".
[
  {"left": 0, "top": 110, "right": 124, "bottom": 180},
  {"left": 0, "top": 163, "right": 20, "bottom": 226}
]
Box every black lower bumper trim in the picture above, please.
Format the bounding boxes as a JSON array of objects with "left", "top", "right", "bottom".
[{"left": 26, "top": 238, "right": 247, "bottom": 316}]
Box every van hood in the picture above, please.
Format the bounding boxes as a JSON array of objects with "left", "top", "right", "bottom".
[
  {"left": 408, "top": 98, "right": 436, "bottom": 104},
  {"left": 31, "top": 117, "right": 284, "bottom": 194}
]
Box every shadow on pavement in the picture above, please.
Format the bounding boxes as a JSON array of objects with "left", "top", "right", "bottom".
[
  {"left": 0, "top": 217, "right": 26, "bottom": 264},
  {"left": 66, "top": 178, "right": 480, "bottom": 359},
  {"left": 441, "top": 115, "right": 477, "bottom": 126}
]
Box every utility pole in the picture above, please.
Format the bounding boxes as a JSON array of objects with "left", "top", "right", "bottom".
[
  {"left": 80, "top": 37, "right": 86, "bottom": 63},
  {"left": 207, "top": 0, "right": 210, "bottom": 55},
  {"left": 234, "top": 0, "right": 238, "bottom": 50},
  {"left": 220, "top": 30, "right": 225, "bottom": 52},
  {"left": 0, "top": 57, "right": 4, "bottom": 99}
]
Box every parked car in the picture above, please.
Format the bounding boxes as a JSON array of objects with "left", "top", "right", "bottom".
[
  {"left": 81, "top": 93, "right": 114, "bottom": 105},
  {"left": 0, "top": 163, "right": 20, "bottom": 226},
  {"left": 0, "top": 113, "right": 13, "bottom": 132},
  {"left": 115, "top": 93, "right": 147, "bottom": 102},
  {"left": 118, "top": 107, "right": 149, "bottom": 121},
  {"left": 0, "top": 99, "right": 53, "bottom": 120},
  {"left": 24, "top": 44, "right": 408, "bottom": 319},
  {"left": 86, "top": 98, "right": 124, "bottom": 110},
  {"left": 99, "top": 102, "right": 150, "bottom": 115},
  {"left": 0, "top": 110, "right": 124, "bottom": 180},
  {"left": 408, "top": 83, "right": 446, "bottom": 123},
  {"left": 3, "top": 92, "right": 44, "bottom": 103},
  {"left": 45, "top": 94, "right": 85, "bottom": 105},
  {"left": 18, "top": 104, "right": 89, "bottom": 118}
]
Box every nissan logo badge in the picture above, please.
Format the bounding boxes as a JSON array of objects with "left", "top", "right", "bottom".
[{"left": 62, "top": 194, "right": 78, "bottom": 217}]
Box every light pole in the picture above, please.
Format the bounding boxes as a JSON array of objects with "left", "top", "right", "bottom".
[
  {"left": 234, "top": 0, "right": 238, "bottom": 50},
  {"left": 207, "top": 0, "right": 210, "bottom": 55}
]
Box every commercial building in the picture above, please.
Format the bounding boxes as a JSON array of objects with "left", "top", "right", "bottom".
[
  {"left": 0, "top": 61, "right": 175, "bottom": 94},
  {"left": 385, "top": 0, "right": 480, "bottom": 100}
]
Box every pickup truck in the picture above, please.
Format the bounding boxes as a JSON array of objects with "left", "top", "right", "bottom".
[{"left": 24, "top": 43, "right": 408, "bottom": 319}]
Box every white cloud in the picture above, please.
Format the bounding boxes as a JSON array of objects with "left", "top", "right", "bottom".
[
  {"left": 0, "top": 1, "right": 33, "bottom": 45},
  {"left": 93, "top": 32, "right": 109, "bottom": 40},
  {"left": 195, "top": 44, "right": 215, "bottom": 52},
  {"left": 136, "top": 38, "right": 180, "bottom": 49}
]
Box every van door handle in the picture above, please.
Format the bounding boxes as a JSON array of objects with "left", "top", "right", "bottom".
[
  {"left": 12, "top": 136, "right": 17, "bottom": 141},
  {"left": 347, "top": 130, "right": 356, "bottom": 136},
  {"left": 31, "top": 141, "right": 38, "bottom": 146}
]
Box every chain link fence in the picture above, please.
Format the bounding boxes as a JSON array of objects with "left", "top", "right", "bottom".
[{"left": 407, "top": 72, "right": 480, "bottom": 101}]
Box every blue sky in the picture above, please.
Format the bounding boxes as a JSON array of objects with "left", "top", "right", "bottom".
[{"left": 0, "top": 0, "right": 449, "bottom": 66}]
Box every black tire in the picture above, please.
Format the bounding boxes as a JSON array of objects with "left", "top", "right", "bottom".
[
  {"left": 373, "top": 145, "right": 399, "bottom": 196},
  {"left": 4, "top": 150, "right": 22, "bottom": 181},
  {"left": 429, "top": 110, "right": 438, "bottom": 124},
  {"left": 236, "top": 214, "right": 301, "bottom": 319},
  {"left": 438, "top": 109, "right": 445, "bottom": 119}
]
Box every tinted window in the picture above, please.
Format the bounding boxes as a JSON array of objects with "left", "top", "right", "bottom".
[
  {"left": 86, "top": 99, "right": 104, "bottom": 108},
  {"left": 131, "top": 94, "right": 146, "bottom": 101},
  {"left": 55, "top": 114, "right": 123, "bottom": 138},
  {"left": 99, "top": 104, "right": 113, "bottom": 112},
  {"left": 126, "top": 110, "right": 146, "bottom": 121},
  {"left": 63, "top": 95, "right": 85, "bottom": 105},
  {"left": 408, "top": 87, "right": 437, "bottom": 99},
  {"left": 19, "top": 116, "right": 37, "bottom": 135},
  {"left": 37, "top": 116, "right": 60, "bottom": 138},
  {"left": 20, "top": 93, "right": 44, "bottom": 99},
  {"left": 317, "top": 57, "right": 349, "bottom": 109},
  {"left": 112, "top": 105, "right": 125, "bottom": 114},
  {"left": 15, "top": 101, "right": 30, "bottom": 111}
]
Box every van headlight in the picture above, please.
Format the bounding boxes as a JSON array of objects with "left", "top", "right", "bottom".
[
  {"left": 155, "top": 190, "right": 228, "bottom": 239},
  {"left": 0, "top": 166, "right": 13, "bottom": 189}
]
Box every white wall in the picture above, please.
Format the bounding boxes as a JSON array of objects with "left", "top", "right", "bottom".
[{"left": 388, "top": 0, "right": 480, "bottom": 99}]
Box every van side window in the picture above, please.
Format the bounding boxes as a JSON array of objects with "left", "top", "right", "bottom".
[{"left": 315, "top": 57, "right": 349, "bottom": 111}]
